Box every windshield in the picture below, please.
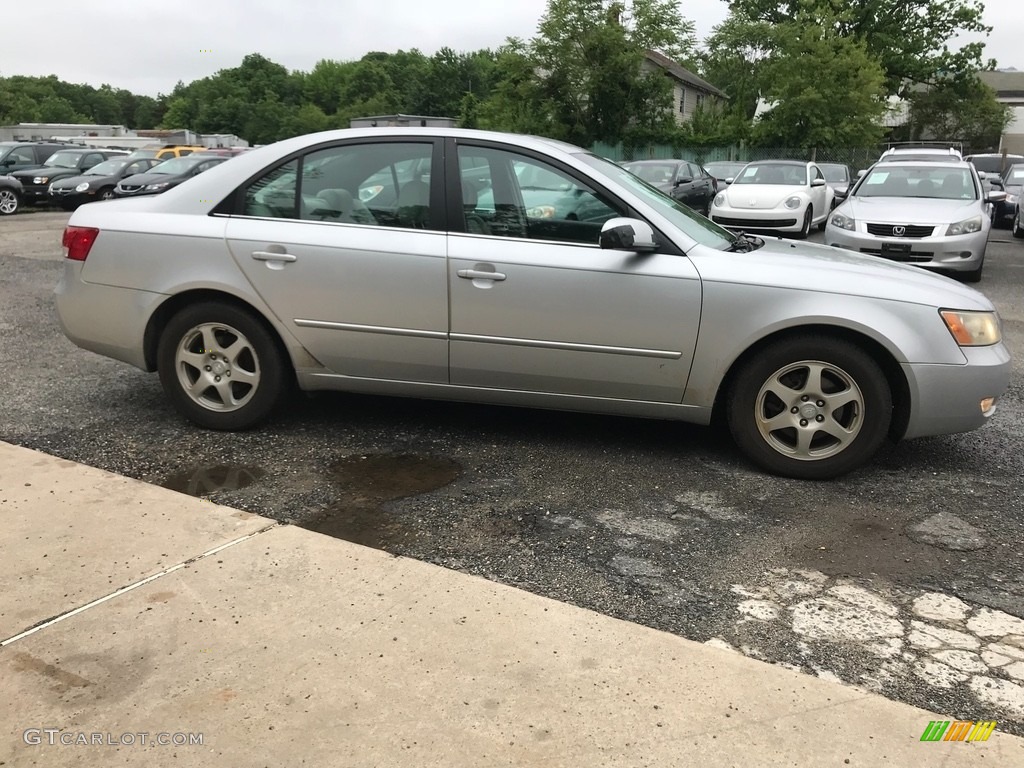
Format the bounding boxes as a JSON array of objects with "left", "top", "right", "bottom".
[
  {"left": 148, "top": 157, "right": 202, "bottom": 175},
  {"left": 1002, "top": 164, "right": 1024, "bottom": 184},
  {"left": 733, "top": 163, "right": 808, "bottom": 185},
  {"left": 43, "top": 152, "right": 82, "bottom": 169},
  {"left": 622, "top": 162, "right": 679, "bottom": 184},
  {"left": 85, "top": 159, "right": 130, "bottom": 176},
  {"left": 704, "top": 162, "right": 745, "bottom": 179},
  {"left": 855, "top": 166, "right": 977, "bottom": 200},
  {"left": 819, "top": 164, "right": 849, "bottom": 183},
  {"left": 579, "top": 154, "right": 735, "bottom": 249}
]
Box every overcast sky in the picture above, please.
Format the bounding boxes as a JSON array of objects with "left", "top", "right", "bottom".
[{"left": 1, "top": 0, "right": 1021, "bottom": 97}]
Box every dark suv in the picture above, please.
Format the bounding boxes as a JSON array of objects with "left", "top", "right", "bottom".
[
  {"left": 9, "top": 148, "right": 127, "bottom": 205},
  {"left": 0, "top": 141, "right": 82, "bottom": 177}
]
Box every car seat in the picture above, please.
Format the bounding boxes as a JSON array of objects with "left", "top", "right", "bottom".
[
  {"left": 461, "top": 180, "right": 491, "bottom": 235},
  {"left": 396, "top": 179, "right": 430, "bottom": 228}
]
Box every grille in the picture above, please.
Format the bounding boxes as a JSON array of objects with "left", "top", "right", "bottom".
[
  {"left": 859, "top": 248, "right": 934, "bottom": 263},
  {"left": 119, "top": 184, "right": 142, "bottom": 192},
  {"left": 865, "top": 223, "right": 935, "bottom": 238},
  {"left": 712, "top": 216, "right": 797, "bottom": 228}
]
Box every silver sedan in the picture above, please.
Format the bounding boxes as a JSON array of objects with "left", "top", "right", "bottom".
[
  {"left": 825, "top": 160, "right": 1004, "bottom": 282},
  {"left": 55, "top": 128, "right": 1011, "bottom": 479}
]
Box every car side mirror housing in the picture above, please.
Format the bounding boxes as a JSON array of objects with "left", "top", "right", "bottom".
[
  {"left": 987, "top": 190, "right": 1007, "bottom": 203},
  {"left": 674, "top": 177, "right": 692, "bottom": 186},
  {"left": 599, "top": 218, "right": 658, "bottom": 253},
  {"left": 724, "top": 177, "right": 734, "bottom": 185},
  {"left": 857, "top": 169, "right": 867, "bottom": 178},
  {"left": 811, "top": 178, "right": 826, "bottom": 187}
]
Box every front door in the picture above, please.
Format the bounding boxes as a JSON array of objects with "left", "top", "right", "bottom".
[{"left": 448, "top": 142, "right": 701, "bottom": 403}]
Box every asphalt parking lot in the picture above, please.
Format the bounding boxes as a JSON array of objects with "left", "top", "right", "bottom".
[{"left": 2, "top": 210, "right": 1023, "bottom": 732}]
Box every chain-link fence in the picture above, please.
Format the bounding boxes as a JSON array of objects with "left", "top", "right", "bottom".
[{"left": 593, "top": 142, "right": 885, "bottom": 170}]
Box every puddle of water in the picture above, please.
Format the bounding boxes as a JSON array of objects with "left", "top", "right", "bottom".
[
  {"left": 161, "top": 465, "right": 266, "bottom": 497},
  {"left": 303, "top": 454, "right": 461, "bottom": 549}
]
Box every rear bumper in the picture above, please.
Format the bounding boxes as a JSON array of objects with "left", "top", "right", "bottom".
[{"left": 54, "top": 261, "right": 164, "bottom": 371}]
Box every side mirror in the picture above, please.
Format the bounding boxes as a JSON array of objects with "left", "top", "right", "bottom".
[
  {"left": 977, "top": 171, "right": 988, "bottom": 180},
  {"left": 987, "top": 190, "right": 1007, "bottom": 203},
  {"left": 811, "top": 178, "right": 826, "bottom": 187},
  {"left": 600, "top": 218, "right": 658, "bottom": 253},
  {"left": 857, "top": 169, "right": 867, "bottom": 178},
  {"left": 724, "top": 177, "right": 734, "bottom": 185},
  {"left": 674, "top": 177, "right": 693, "bottom": 186}
]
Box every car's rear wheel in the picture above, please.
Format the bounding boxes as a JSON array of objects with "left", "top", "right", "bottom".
[
  {"left": 726, "top": 336, "right": 892, "bottom": 479},
  {"left": 0, "top": 188, "right": 20, "bottom": 215},
  {"left": 1013, "top": 207, "right": 1024, "bottom": 239},
  {"left": 794, "top": 206, "right": 812, "bottom": 239},
  {"left": 157, "top": 302, "right": 286, "bottom": 430}
]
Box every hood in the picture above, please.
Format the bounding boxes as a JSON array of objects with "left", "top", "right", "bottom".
[
  {"left": 694, "top": 237, "right": 994, "bottom": 311},
  {"left": 51, "top": 173, "right": 114, "bottom": 190},
  {"left": 11, "top": 166, "right": 77, "bottom": 181},
  {"left": 723, "top": 184, "right": 800, "bottom": 209},
  {"left": 843, "top": 196, "right": 980, "bottom": 224},
  {"left": 117, "top": 170, "right": 184, "bottom": 186}
]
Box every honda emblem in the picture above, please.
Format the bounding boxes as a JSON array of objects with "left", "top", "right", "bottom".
[{"left": 892, "top": 225, "right": 906, "bottom": 237}]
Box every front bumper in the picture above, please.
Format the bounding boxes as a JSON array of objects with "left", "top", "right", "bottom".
[
  {"left": 902, "top": 343, "right": 1012, "bottom": 439},
  {"left": 826, "top": 224, "right": 989, "bottom": 272},
  {"left": 19, "top": 183, "right": 51, "bottom": 203},
  {"left": 710, "top": 205, "right": 802, "bottom": 232}
]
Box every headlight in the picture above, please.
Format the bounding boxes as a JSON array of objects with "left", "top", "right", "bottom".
[
  {"left": 75, "top": 182, "right": 90, "bottom": 192},
  {"left": 713, "top": 192, "right": 726, "bottom": 207},
  {"left": 783, "top": 196, "right": 801, "bottom": 210},
  {"left": 829, "top": 211, "right": 855, "bottom": 231},
  {"left": 945, "top": 216, "right": 982, "bottom": 236},
  {"left": 34, "top": 176, "right": 49, "bottom": 185},
  {"left": 940, "top": 310, "right": 1001, "bottom": 346},
  {"left": 144, "top": 182, "right": 169, "bottom": 191}
]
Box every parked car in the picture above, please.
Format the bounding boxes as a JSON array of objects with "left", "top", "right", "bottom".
[
  {"left": 825, "top": 160, "right": 1003, "bottom": 282},
  {"left": 113, "top": 155, "right": 227, "bottom": 197},
  {"left": 0, "top": 140, "right": 82, "bottom": 177},
  {"left": 709, "top": 160, "right": 834, "bottom": 237},
  {"left": 703, "top": 161, "right": 747, "bottom": 185},
  {"left": 126, "top": 145, "right": 209, "bottom": 162},
  {"left": 192, "top": 147, "right": 252, "bottom": 157},
  {"left": 48, "top": 157, "right": 162, "bottom": 211},
  {"left": 9, "top": 148, "right": 127, "bottom": 205},
  {"left": 54, "top": 128, "right": 1010, "bottom": 480},
  {"left": 621, "top": 159, "right": 716, "bottom": 215},
  {"left": 818, "top": 163, "right": 853, "bottom": 205},
  {"left": 1013, "top": 198, "right": 1023, "bottom": 239},
  {"left": 992, "top": 163, "right": 1024, "bottom": 228},
  {"left": 964, "top": 152, "right": 1024, "bottom": 180},
  {"left": 0, "top": 175, "right": 24, "bottom": 215}
]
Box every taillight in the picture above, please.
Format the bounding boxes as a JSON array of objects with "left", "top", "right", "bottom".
[{"left": 62, "top": 226, "right": 100, "bottom": 261}]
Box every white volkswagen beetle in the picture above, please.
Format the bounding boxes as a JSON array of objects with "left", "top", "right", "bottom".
[{"left": 710, "top": 160, "right": 835, "bottom": 238}]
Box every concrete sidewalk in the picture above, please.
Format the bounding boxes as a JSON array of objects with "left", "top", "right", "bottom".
[{"left": 1, "top": 440, "right": 1021, "bottom": 766}]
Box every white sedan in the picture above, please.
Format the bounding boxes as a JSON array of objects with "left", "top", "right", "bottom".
[{"left": 710, "top": 160, "right": 834, "bottom": 238}]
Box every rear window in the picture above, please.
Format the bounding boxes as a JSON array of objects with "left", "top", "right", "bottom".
[{"left": 969, "top": 156, "right": 1024, "bottom": 175}]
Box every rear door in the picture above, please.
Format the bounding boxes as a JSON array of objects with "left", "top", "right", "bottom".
[{"left": 224, "top": 138, "right": 450, "bottom": 382}]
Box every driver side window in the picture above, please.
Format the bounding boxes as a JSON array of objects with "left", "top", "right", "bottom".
[{"left": 457, "top": 145, "right": 623, "bottom": 245}]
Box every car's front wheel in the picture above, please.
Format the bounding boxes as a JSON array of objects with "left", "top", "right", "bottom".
[
  {"left": 157, "top": 302, "right": 287, "bottom": 430},
  {"left": 794, "top": 206, "right": 812, "bottom": 239},
  {"left": 726, "top": 336, "right": 892, "bottom": 479},
  {"left": 0, "top": 188, "right": 21, "bottom": 215}
]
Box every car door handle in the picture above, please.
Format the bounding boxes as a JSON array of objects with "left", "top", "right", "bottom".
[
  {"left": 457, "top": 269, "right": 506, "bottom": 281},
  {"left": 251, "top": 251, "right": 297, "bottom": 262}
]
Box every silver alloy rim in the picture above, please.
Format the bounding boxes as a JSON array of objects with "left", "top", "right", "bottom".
[
  {"left": 754, "top": 360, "right": 865, "bottom": 461},
  {"left": 175, "top": 322, "right": 260, "bottom": 412},
  {"left": 101, "top": 189, "right": 114, "bottom": 200},
  {"left": 0, "top": 189, "right": 17, "bottom": 214}
]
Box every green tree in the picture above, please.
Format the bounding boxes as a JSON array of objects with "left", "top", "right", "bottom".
[
  {"left": 907, "top": 79, "right": 1011, "bottom": 149},
  {"left": 751, "top": 19, "right": 889, "bottom": 148}
]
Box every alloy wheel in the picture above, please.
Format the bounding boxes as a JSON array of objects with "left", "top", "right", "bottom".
[{"left": 174, "top": 322, "right": 261, "bottom": 412}]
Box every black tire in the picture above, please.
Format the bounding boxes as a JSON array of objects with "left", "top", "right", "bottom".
[
  {"left": 962, "top": 258, "right": 984, "bottom": 283},
  {"left": 157, "top": 302, "right": 287, "bottom": 430},
  {"left": 726, "top": 336, "right": 892, "bottom": 480},
  {"left": 98, "top": 186, "right": 114, "bottom": 201},
  {"left": 1013, "top": 207, "right": 1024, "bottom": 239},
  {"left": 0, "top": 187, "right": 20, "bottom": 215},
  {"left": 794, "top": 206, "right": 812, "bottom": 239}
]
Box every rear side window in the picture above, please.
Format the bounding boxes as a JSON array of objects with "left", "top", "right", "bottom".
[{"left": 243, "top": 159, "right": 299, "bottom": 218}]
